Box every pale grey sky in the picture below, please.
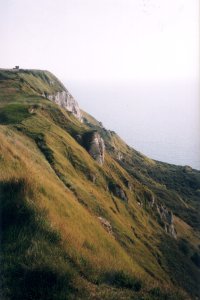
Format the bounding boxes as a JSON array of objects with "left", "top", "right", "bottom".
[
  {"left": 0, "top": 0, "right": 199, "bottom": 83},
  {"left": 0, "top": 0, "right": 199, "bottom": 168}
]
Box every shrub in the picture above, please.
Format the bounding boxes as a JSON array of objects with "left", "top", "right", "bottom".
[
  {"left": 103, "top": 270, "right": 142, "bottom": 291},
  {"left": 178, "top": 239, "right": 191, "bottom": 256},
  {"left": 0, "top": 104, "right": 29, "bottom": 124},
  {"left": 1, "top": 179, "right": 35, "bottom": 230},
  {"left": 34, "top": 134, "right": 54, "bottom": 164},
  {"left": 8, "top": 264, "right": 74, "bottom": 300},
  {"left": 148, "top": 287, "right": 185, "bottom": 300},
  {"left": 191, "top": 252, "right": 200, "bottom": 268}
]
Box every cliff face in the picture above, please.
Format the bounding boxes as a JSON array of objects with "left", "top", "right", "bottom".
[
  {"left": 82, "top": 131, "right": 105, "bottom": 165},
  {"left": 46, "top": 91, "right": 82, "bottom": 121},
  {"left": 88, "top": 132, "right": 105, "bottom": 165},
  {"left": 108, "top": 182, "right": 128, "bottom": 201},
  {"left": 156, "top": 204, "right": 177, "bottom": 238}
]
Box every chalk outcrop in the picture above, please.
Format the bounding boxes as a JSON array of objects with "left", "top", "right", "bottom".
[
  {"left": 140, "top": 190, "right": 176, "bottom": 238},
  {"left": 98, "top": 217, "right": 113, "bottom": 235},
  {"left": 45, "top": 91, "right": 82, "bottom": 121},
  {"left": 83, "top": 131, "right": 105, "bottom": 165},
  {"left": 156, "top": 204, "right": 177, "bottom": 238},
  {"left": 108, "top": 182, "right": 128, "bottom": 201}
]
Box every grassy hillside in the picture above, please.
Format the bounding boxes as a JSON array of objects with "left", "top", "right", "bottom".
[
  {"left": 83, "top": 110, "right": 200, "bottom": 230},
  {"left": 0, "top": 69, "right": 200, "bottom": 300}
]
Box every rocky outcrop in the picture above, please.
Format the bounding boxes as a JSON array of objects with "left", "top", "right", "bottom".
[
  {"left": 83, "top": 131, "right": 105, "bottom": 165},
  {"left": 98, "top": 217, "right": 113, "bottom": 235},
  {"left": 136, "top": 190, "right": 155, "bottom": 207},
  {"left": 144, "top": 190, "right": 155, "bottom": 207},
  {"left": 117, "top": 151, "right": 124, "bottom": 161},
  {"left": 88, "top": 173, "right": 97, "bottom": 183},
  {"left": 139, "top": 190, "right": 176, "bottom": 238},
  {"left": 108, "top": 182, "right": 128, "bottom": 201},
  {"left": 124, "top": 179, "right": 132, "bottom": 191},
  {"left": 45, "top": 91, "right": 82, "bottom": 121},
  {"left": 156, "top": 204, "right": 177, "bottom": 238}
]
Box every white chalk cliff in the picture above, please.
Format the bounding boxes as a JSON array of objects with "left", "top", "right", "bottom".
[{"left": 46, "top": 91, "right": 82, "bottom": 121}]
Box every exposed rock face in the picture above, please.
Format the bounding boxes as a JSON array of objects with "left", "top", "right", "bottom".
[
  {"left": 98, "top": 217, "right": 113, "bottom": 235},
  {"left": 45, "top": 91, "right": 82, "bottom": 121},
  {"left": 156, "top": 205, "right": 177, "bottom": 238},
  {"left": 183, "top": 165, "right": 193, "bottom": 173},
  {"left": 136, "top": 190, "right": 155, "bottom": 207},
  {"left": 144, "top": 190, "right": 155, "bottom": 207},
  {"left": 83, "top": 131, "right": 105, "bottom": 165},
  {"left": 108, "top": 182, "right": 128, "bottom": 201},
  {"left": 117, "top": 151, "right": 124, "bottom": 161},
  {"left": 88, "top": 173, "right": 97, "bottom": 183},
  {"left": 124, "top": 179, "right": 132, "bottom": 191},
  {"left": 140, "top": 190, "right": 176, "bottom": 238}
]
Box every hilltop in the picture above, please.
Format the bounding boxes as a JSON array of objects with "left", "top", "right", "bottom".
[{"left": 0, "top": 69, "right": 200, "bottom": 300}]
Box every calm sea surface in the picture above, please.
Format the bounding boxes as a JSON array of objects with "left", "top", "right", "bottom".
[{"left": 67, "top": 81, "right": 200, "bottom": 170}]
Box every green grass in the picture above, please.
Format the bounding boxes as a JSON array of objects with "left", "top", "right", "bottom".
[
  {"left": 1, "top": 178, "right": 76, "bottom": 300},
  {"left": 102, "top": 270, "right": 142, "bottom": 291},
  {"left": 0, "top": 103, "right": 30, "bottom": 124},
  {"left": 158, "top": 236, "right": 200, "bottom": 297}
]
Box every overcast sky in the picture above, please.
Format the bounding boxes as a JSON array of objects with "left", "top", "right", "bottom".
[
  {"left": 0, "top": 0, "right": 199, "bottom": 168},
  {"left": 0, "top": 0, "right": 199, "bottom": 83}
]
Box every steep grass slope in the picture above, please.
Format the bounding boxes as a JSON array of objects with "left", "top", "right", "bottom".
[{"left": 0, "top": 69, "right": 200, "bottom": 300}]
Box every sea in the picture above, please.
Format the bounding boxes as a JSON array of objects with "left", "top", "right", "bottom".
[{"left": 67, "top": 80, "right": 200, "bottom": 170}]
